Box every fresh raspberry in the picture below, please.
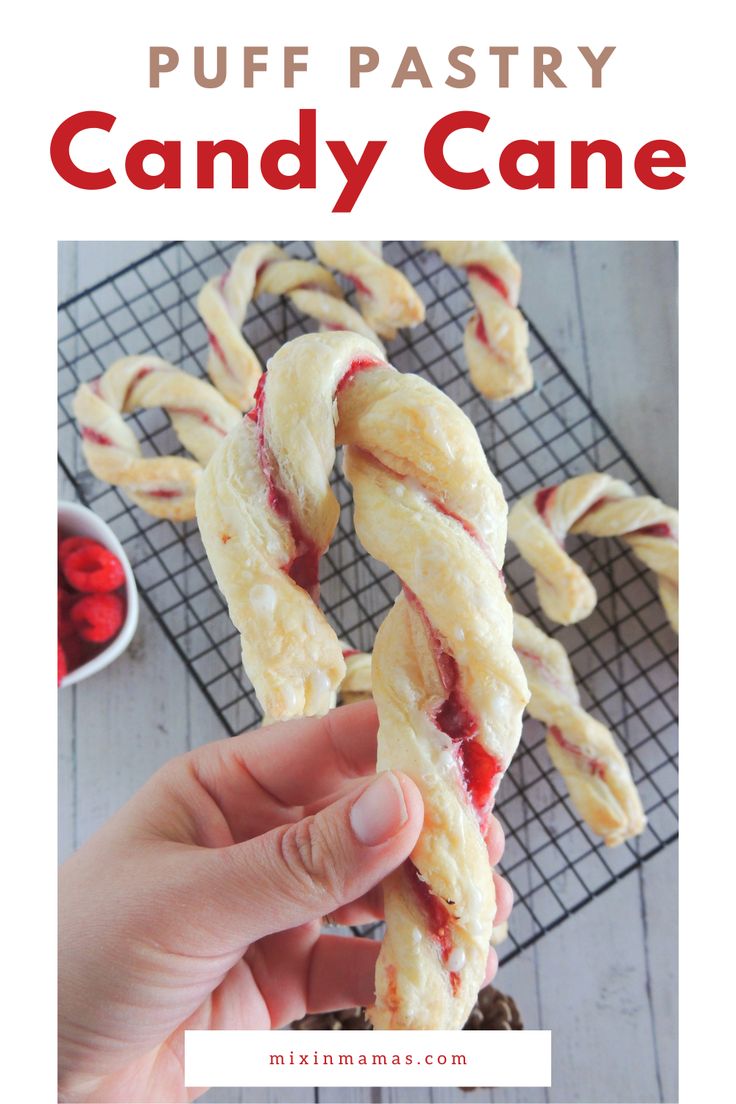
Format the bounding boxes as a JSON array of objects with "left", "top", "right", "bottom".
[
  {"left": 70, "top": 593, "right": 125, "bottom": 643},
  {"left": 58, "top": 587, "right": 77, "bottom": 640},
  {"left": 62, "top": 544, "right": 125, "bottom": 593},
  {"left": 58, "top": 585, "right": 73, "bottom": 616},
  {"left": 58, "top": 641, "right": 67, "bottom": 686},
  {"left": 58, "top": 536, "right": 97, "bottom": 563},
  {"left": 62, "top": 633, "right": 92, "bottom": 672}
]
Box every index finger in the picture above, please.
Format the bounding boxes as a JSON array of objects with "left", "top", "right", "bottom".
[{"left": 192, "top": 700, "right": 380, "bottom": 828}]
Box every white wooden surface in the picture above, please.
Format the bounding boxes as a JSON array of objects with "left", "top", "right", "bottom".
[{"left": 58, "top": 242, "right": 678, "bottom": 1104}]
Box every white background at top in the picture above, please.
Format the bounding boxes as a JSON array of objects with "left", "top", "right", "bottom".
[{"left": 34, "top": 0, "right": 696, "bottom": 238}]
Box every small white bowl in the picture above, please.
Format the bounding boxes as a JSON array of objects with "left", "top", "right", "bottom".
[{"left": 58, "top": 501, "right": 139, "bottom": 687}]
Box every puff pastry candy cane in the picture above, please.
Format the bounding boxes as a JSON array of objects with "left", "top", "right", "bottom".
[
  {"left": 513, "top": 612, "right": 646, "bottom": 846},
  {"left": 338, "top": 646, "right": 373, "bottom": 705},
  {"left": 508, "top": 473, "right": 679, "bottom": 632},
  {"left": 197, "top": 243, "right": 384, "bottom": 409},
  {"left": 314, "top": 241, "right": 425, "bottom": 340},
  {"left": 73, "top": 355, "right": 240, "bottom": 520},
  {"left": 424, "top": 241, "right": 533, "bottom": 400},
  {"left": 196, "top": 331, "right": 528, "bottom": 1027}
]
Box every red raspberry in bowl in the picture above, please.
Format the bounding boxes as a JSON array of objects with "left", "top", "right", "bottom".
[
  {"left": 58, "top": 641, "right": 68, "bottom": 686},
  {"left": 58, "top": 536, "right": 97, "bottom": 564},
  {"left": 58, "top": 587, "right": 77, "bottom": 640},
  {"left": 70, "top": 593, "right": 125, "bottom": 644},
  {"left": 62, "top": 544, "right": 125, "bottom": 593}
]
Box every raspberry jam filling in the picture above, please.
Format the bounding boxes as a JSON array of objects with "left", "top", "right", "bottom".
[
  {"left": 341, "top": 647, "right": 360, "bottom": 658},
  {"left": 465, "top": 264, "right": 510, "bottom": 303},
  {"left": 580, "top": 496, "right": 676, "bottom": 542},
  {"left": 474, "top": 314, "right": 490, "bottom": 348},
  {"left": 146, "top": 488, "right": 181, "bottom": 499},
  {"left": 549, "top": 725, "right": 605, "bottom": 779},
  {"left": 82, "top": 427, "right": 113, "bottom": 446},
  {"left": 207, "top": 330, "right": 228, "bottom": 368},
  {"left": 246, "top": 358, "right": 382, "bottom": 602},
  {"left": 431, "top": 497, "right": 504, "bottom": 583},
  {"left": 404, "top": 586, "right": 502, "bottom": 826},
  {"left": 515, "top": 646, "right": 571, "bottom": 698},
  {"left": 534, "top": 486, "right": 557, "bottom": 522},
  {"left": 431, "top": 497, "right": 485, "bottom": 552},
  {"left": 384, "top": 964, "right": 400, "bottom": 1014},
  {"left": 629, "top": 521, "right": 674, "bottom": 540},
  {"left": 168, "top": 406, "right": 228, "bottom": 435},
  {"left": 335, "top": 355, "right": 384, "bottom": 394},
  {"left": 407, "top": 862, "right": 460, "bottom": 993},
  {"left": 346, "top": 272, "right": 373, "bottom": 297},
  {"left": 123, "top": 366, "right": 154, "bottom": 408}
]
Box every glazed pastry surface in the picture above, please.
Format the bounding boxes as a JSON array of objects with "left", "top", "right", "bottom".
[
  {"left": 314, "top": 241, "right": 425, "bottom": 340},
  {"left": 513, "top": 612, "right": 646, "bottom": 846},
  {"left": 196, "top": 331, "right": 528, "bottom": 1029},
  {"left": 197, "top": 243, "right": 385, "bottom": 410},
  {"left": 73, "top": 355, "right": 240, "bottom": 520},
  {"left": 508, "top": 473, "right": 679, "bottom": 632},
  {"left": 329, "top": 610, "right": 647, "bottom": 848},
  {"left": 424, "top": 241, "right": 533, "bottom": 400}
]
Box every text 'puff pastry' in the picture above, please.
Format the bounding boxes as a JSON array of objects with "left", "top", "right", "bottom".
[
  {"left": 508, "top": 472, "right": 679, "bottom": 632},
  {"left": 196, "top": 331, "right": 528, "bottom": 1029}
]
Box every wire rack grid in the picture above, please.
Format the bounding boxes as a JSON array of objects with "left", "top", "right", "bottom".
[{"left": 58, "top": 240, "right": 678, "bottom": 966}]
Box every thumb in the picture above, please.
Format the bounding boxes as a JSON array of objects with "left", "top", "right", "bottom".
[{"left": 200, "top": 771, "right": 423, "bottom": 946}]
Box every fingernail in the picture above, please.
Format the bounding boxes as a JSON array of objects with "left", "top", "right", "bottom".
[{"left": 350, "top": 772, "right": 408, "bottom": 846}]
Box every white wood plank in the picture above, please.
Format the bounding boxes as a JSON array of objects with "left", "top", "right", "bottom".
[
  {"left": 535, "top": 866, "right": 662, "bottom": 1103},
  {"left": 640, "top": 845, "right": 678, "bottom": 1102},
  {"left": 569, "top": 242, "right": 678, "bottom": 505}
]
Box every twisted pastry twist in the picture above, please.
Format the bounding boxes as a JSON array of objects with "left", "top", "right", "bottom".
[
  {"left": 513, "top": 612, "right": 646, "bottom": 846},
  {"left": 196, "top": 331, "right": 528, "bottom": 1029},
  {"left": 261, "top": 645, "right": 371, "bottom": 725},
  {"left": 508, "top": 473, "right": 679, "bottom": 632},
  {"left": 314, "top": 241, "right": 425, "bottom": 340},
  {"left": 73, "top": 356, "right": 240, "bottom": 520},
  {"left": 330, "top": 611, "right": 646, "bottom": 847},
  {"left": 197, "top": 243, "right": 384, "bottom": 410},
  {"left": 424, "top": 241, "right": 533, "bottom": 400},
  {"left": 338, "top": 646, "right": 373, "bottom": 705}
]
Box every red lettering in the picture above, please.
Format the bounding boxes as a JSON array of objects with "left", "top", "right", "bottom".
[
  {"left": 424, "top": 111, "right": 490, "bottom": 190},
  {"left": 260, "top": 107, "right": 316, "bottom": 190},
  {"left": 499, "top": 140, "right": 555, "bottom": 189},
  {"left": 125, "top": 140, "right": 181, "bottom": 189},
  {"left": 197, "top": 140, "right": 249, "bottom": 188},
  {"left": 327, "top": 140, "right": 386, "bottom": 213},
  {"left": 50, "top": 110, "right": 116, "bottom": 190},
  {"left": 634, "top": 140, "right": 686, "bottom": 190},
  {"left": 571, "top": 140, "right": 623, "bottom": 188}
]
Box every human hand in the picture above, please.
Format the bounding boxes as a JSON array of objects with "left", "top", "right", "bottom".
[{"left": 59, "top": 701, "right": 513, "bottom": 1103}]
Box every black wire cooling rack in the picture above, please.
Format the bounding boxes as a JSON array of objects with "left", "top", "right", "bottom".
[{"left": 57, "top": 241, "right": 678, "bottom": 965}]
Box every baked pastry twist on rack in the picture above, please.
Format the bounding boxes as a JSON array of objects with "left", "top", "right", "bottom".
[
  {"left": 197, "top": 243, "right": 385, "bottom": 410},
  {"left": 73, "top": 356, "right": 240, "bottom": 520},
  {"left": 338, "top": 646, "right": 373, "bottom": 705},
  {"left": 314, "top": 241, "right": 425, "bottom": 340},
  {"left": 508, "top": 473, "right": 679, "bottom": 632},
  {"left": 512, "top": 612, "right": 646, "bottom": 846},
  {"left": 330, "top": 612, "right": 646, "bottom": 847},
  {"left": 424, "top": 241, "right": 533, "bottom": 401},
  {"left": 196, "top": 331, "right": 528, "bottom": 1029}
]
